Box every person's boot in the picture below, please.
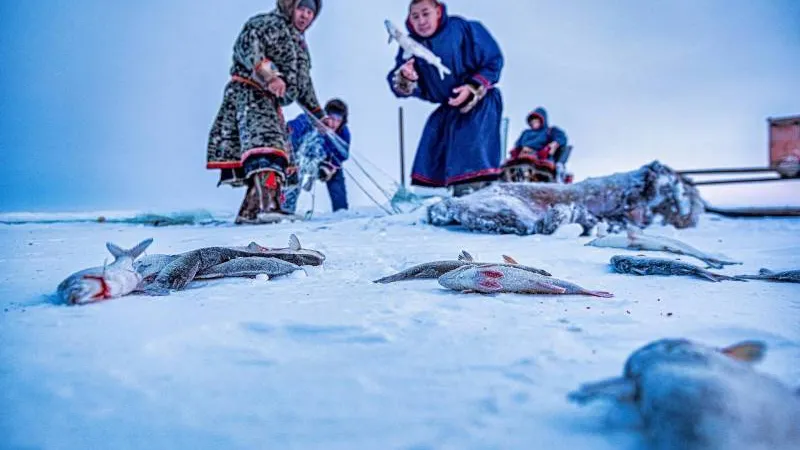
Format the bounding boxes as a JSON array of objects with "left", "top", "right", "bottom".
[
  {"left": 252, "top": 170, "right": 288, "bottom": 223},
  {"left": 234, "top": 182, "right": 262, "bottom": 224}
]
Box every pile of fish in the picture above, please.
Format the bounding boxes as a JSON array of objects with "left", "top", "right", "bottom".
[
  {"left": 569, "top": 338, "right": 800, "bottom": 450},
  {"left": 135, "top": 234, "right": 324, "bottom": 296},
  {"left": 586, "top": 228, "right": 741, "bottom": 269},
  {"left": 610, "top": 255, "right": 745, "bottom": 282},
  {"left": 375, "top": 251, "right": 613, "bottom": 298},
  {"left": 586, "top": 227, "right": 799, "bottom": 284},
  {"left": 56, "top": 234, "right": 325, "bottom": 305}
]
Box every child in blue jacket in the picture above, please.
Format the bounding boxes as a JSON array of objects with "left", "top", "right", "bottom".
[
  {"left": 286, "top": 99, "right": 351, "bottom": 212},
  {"left": 511, "top": 107, "right": 569, "bottom": 164}
]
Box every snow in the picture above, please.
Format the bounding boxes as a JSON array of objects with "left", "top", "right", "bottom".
[{"left": 1, "top": 209, "right": 798, "bottom": 449}]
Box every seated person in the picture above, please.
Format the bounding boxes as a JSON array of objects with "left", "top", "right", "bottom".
[
  {"left": 285, "top": 99, "right": 351, "bottom": 213},
  {"left": 510, "top": 107, "right": 569, "bottom": 167}
]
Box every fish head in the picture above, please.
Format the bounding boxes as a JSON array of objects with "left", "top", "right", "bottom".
[
  {"left": 134, "top": 254, "right": 174, "bottom": 284},
  {"left": 438, "top": 265, "right": 478, "bottom": 290},
  {"left": 60, "top": 275, "right": 108, "bottom": 305},
  {"left": 439, "top": 265, "right": 505, "bottom": 292},
  {"left": 623, "top": 339, "right": 766, "bottom": 378},
  {"left": 610, "top": 255, "right": 636, "bottom": 272}
]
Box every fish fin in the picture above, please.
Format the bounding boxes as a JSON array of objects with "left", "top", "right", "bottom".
[
  {"left": 172, "top": 259, "right": 202, "bottom": 290},
  {"left": 721, "top": 341, "right": 766, "bottom": 363},
  {"left": 288, "top": 234, "right": 301, "bottom": 251},
  {"left": 698, "top": 271, "right": 721, "bottom": 282},
  {"left": 596, "top": 222, "right": 609, "bottom": 238},
  {"left": 758, "top": 268, "right": 774, "bottom": 276},
  {"left": 568, "top": 377, "right": 636, "bottom": 405},
  {"left": 631, "top": 268, "right": 647, "bottom": 276},
  {"left": 585, "top": 290, "right": 614, "bottom": 298},
  {"left": 143, "top": 285, "right": 171, "bottom": 297},
  {"left": 531, "top": 281, "right": 568, "bottom": 295},
  {"left": 626, "top": 226, "right": 642, "bottom": 239},
  {"left": 477, "top": 279, "right": 503, "bottom": 292},
  {"left": 502, "top": 255, "right": 519, "bottom": 265},
  {"left": 106, "top": 238, "right": 154, "bottom": 261},
  {"left": 106, "top": 243, "right": 124, "bottom": 258},
  {"left": 458, "top": 250, "right": 474, "bottom": 262}
]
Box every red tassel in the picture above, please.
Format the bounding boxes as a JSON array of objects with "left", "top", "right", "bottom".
[{"left": 264, "top": 172, "right": 278, "bottom": 189}]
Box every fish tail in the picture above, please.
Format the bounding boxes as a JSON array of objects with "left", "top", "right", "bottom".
[
  {"left": 106, "top": 238, "right": 154, "bottom": 261},
  {"left": 585, "top": 290, "right": 614, "bottom": 298},
  {"left": 697, "top": 270, "right": 722, "bottom": 282},
  {"left": 373, "top": 273, "right": 404, "bottom": 284}
]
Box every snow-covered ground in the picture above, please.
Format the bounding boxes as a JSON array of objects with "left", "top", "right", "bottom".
[{"left": 1, "top": 207, "right": 798, "bottom": 450}]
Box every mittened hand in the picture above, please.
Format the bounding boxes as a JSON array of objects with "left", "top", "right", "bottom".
[
  {"left": 451, "top": 84, "right": 487, "bottom": 114},
  {"left": 392, "top": 60, "right": 419, "bottom": 96},
  {"left": 536, "top": 148, "right": 550, "bottom": 160},
  {"left": 448, "top": 85, "right": 472, "bottom": 108},
  {"left": 400, "top": 58, "right": 419, "bottom": 81},
  {"left": 266, "top": 77, "right": 286, "bottom": 97}
]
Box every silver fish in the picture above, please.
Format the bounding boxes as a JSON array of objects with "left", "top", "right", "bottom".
[
  {"left": 610, "top": 255, "right": 745, "bottom": 282},
  {"left": 385, "top": 19, "right": 452, "bottom": 80},
  {"left": 373, "top": 250, "right": 551, "bottom": 284},
  {"left": 57, "top": 238, "right": 153, "bottom": 305},
  {"left": 138, "top": 234, "right": 323, "bottom": 295},
  {"left": 236, "top": 234, "right": 325, "bottom": 267},
  {"left": 141, "top": 247, "right": 267, "bottom": 295},
  {"left": 194, "top": 257, "right": 303, "bottom": 280},
  {"left": 438, "top": 264, "right": 613, "bottom": 297},
  {"left": 135, "top": 253, "right": 179, "bottom": 286},
  {"left": 737, "top": 268, "right": 800, "bottom": 283},
  {"left": 569, "top": 339, "right": 800, "bottom": 450},
  {"left": 460, "top": 251, "right": 552, "bottom": 277},
  {"left": 587, "top": 228, "right": 741, "bottom": 269},
  {"left": 373, "top": 260, "right": 467, "bottom": 284}
]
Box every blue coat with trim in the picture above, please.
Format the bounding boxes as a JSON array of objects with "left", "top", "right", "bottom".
[
  {"left": 387, "top": 3, "right": 504, "bottom": 187},
  {"left": 514, "top": 107, "right": 567, "bottom": 152}
]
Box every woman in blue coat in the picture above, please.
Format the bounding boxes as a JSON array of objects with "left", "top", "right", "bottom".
[{"left": 387, "top": 0, "right": 504, "bottom": 196}]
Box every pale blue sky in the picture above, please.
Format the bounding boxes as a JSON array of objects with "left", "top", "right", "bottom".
[{"left": 1, "top": 0, "right": 798, "bottom": 212}]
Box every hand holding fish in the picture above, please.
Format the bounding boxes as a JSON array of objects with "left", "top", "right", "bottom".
[
  {"left": 400, "top": 58, "right": 419, "bottom": 81},
  {"left": 385, "top": 19, "right": 451, "bottom": 80}
]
